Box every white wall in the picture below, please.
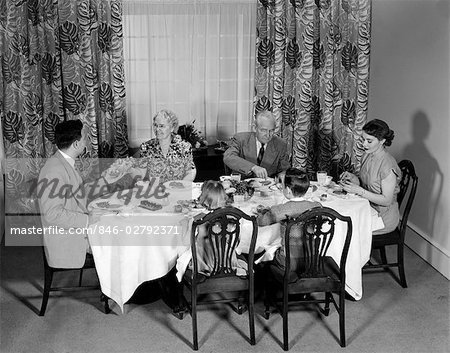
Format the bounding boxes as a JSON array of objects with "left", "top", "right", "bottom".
[{"left": 368, "top": 0, "right": 449, "bottom": 278}]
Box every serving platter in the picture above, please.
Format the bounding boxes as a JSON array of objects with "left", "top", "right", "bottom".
[
  {"left": 245, "top": 177, "right": 275, "bottom": 188},
  {"left": 89, "top": 199, "right": 125, "bottom": 211},
  {"left": 162, "top": 180, "right": 194, "bottom": 190}
]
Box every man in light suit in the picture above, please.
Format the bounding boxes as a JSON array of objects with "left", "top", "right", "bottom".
[
  {"left": 38, "top": 119, "right": 99, "bottom": 268},
  {"left": 223, "top": 111, "right": 290, "bottom": 179}
]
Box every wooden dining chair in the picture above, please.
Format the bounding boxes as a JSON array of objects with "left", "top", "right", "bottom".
[
  {"left": 40, "top": 248, "right": 110, "bottom": 316},
  {"left": 363, "top": 159, "right": 418, "bottom": 288},
  {"left": 182, "top": 206, "right": 257, "bottom": 350},
  {"left": 263, "top": 206, "right": 353, "bottom": 351}
]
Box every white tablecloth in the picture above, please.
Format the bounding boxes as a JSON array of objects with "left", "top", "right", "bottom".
[
  {"left": 176, "top": 185, "right": 384, "bottom": 300},
  {"left": 88, "top": 184, "right": 201, "bottom": 312},
  {"left": 89, "top": 183, "right": 383, "bottom": 311}
]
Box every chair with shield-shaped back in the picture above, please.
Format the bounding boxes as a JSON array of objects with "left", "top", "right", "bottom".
[
  {"left": 263, "top": 206, "right": 353, "bottom": 350},
  {"left": 182, "top": 206, "right": 257, "bottom": 350}
]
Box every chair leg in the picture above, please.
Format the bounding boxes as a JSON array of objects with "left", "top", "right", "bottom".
[
  {"left": 397, "top": 244, "right": 408, "bottom": 288},
  {"left": 78, "top": 269, "right": 84, "bottom": 287},
  {"left": 248, "top": 289, "right": 255, "bottom": 345},
  {"left": 339, "top": 290, "right": 346, "bottom": 347},
  {"left": 264, "top": 290, "right": 271, "bottom": 320},
  {"left": 101, "top": 293, "right": 111, "bottom": 314},
  {"left": 263, "top": 276, "right": 271, "bottom": 320},
  {"left": 323, "top": 292, "right": 330, "bottom": 316},
  {"left": 191, "top": 288, "right": 198, "bottom": 351},
  {"left": 39, "top": 267, "right": 53, "bottom": 316},
  {"left": 237, "top": 297, "right": 244, "bottom": 315},
  {"left": 379, "top": 246, "right": 388, "bottom": 266},
  {"left": 282, "top": 291, "right": 289, "bottom": 351}
]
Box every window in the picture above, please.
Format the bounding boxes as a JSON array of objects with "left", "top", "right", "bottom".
[{"left": 123, "top": 0, "right": 256, "bottom": 147}]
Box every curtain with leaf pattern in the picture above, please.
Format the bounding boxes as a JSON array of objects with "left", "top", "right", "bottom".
[
  {"left": 0, "top": 0, "right": 128, "bottom": 215},
  {"left": 254, "top": 0, "right": 371, "bottom": 177}
]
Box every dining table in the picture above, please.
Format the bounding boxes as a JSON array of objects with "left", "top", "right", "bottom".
[
  {"left": 176, "top": 180, "right": 384, "bottom": 300},
  {"left": 87, "top": 178, "right": 383, "bottom": 312}
]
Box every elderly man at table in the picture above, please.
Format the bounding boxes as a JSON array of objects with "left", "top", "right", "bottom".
[
  {"left": 37, "top": 119, "right": 100, "bottom": 268},
  {"left": 223, "top": 110, "right": 290, "bottom": 180}
]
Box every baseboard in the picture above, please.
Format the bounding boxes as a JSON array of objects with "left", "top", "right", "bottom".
[{"left": 405, "top": 223, "right": 450, "bottom": 280}]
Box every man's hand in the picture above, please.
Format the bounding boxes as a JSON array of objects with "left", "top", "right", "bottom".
[
  {"left": 276, "top": 172, "right": 286, "bottom": 185},
  {"left": 251, "top": 165, "right": 268, "bottom": 179}
]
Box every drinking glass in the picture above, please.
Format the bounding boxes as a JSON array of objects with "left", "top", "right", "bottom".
[
  {"left": 316, "top": 171, "right": 327, "bottom": 186},
  {"left": 230, "top": 172, "right": 241, "bottom": 182}
]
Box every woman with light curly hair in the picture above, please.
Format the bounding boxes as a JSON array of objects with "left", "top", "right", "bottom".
[{"left": 135, "top": 109, "right": 196, "bottom": 183}]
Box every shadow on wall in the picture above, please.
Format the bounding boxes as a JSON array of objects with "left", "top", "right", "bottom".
[{"left": 402, "top": 110, "right": 444, "bottom": 239}]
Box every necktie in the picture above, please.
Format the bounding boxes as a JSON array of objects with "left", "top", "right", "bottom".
[{"left": 257, "top": 144, "right": 265, "bottom": 166}]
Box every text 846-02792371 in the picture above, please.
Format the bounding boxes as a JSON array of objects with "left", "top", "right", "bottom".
[{"left": 91, "top": 224, "right": 181, "bottom": 235}]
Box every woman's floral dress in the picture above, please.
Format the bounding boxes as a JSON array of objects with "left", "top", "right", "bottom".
[{"left": 135, "top": 134, "right": 195, "bottom": 183}]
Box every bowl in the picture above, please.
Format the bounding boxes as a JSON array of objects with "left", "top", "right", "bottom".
[
  {"left": 324, "top": 176, "right": 333, "bottom": 186},
  {"left": 221, "top": 180, "right": 232, "bottom": 189},
  {"left": 220, "top": 175, "right": 232, "bottom": 182}
]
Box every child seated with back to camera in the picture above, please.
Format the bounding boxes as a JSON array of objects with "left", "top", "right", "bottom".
[
  {"left": 188, "top": 180, "right": 246, "bottom": 276},
  {"left": 256, "top": 168, "right": 321, "bottom": 275}
]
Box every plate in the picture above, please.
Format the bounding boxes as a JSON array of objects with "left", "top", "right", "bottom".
[
  {"left": 162, "top": 180, "right": 194, "bottom": 190},
  {"left": 269, "top": 183, "right": 283, "bottom": 191},
  {"left": 138, "top": 200, "right": 163, "bottom": 211},
  {"left": 102, "top": 158, "right": 134, "bottom": 184},
  {"left": 225, "top": 187, "right": 236, "bottom": 194},
  {"left": 326, "top": 189, "right": 349, "bottom": 199},
  {"left": 246, "top": 177, "right": 275, "bottom": 188},
  {"left": 90, "top": 199, "right": 125, "bottom": 210},
  {"left": 219, "top": 175, "right": 233, "bottom": 182},
  {"left": 303, "top": 185, "right": 319, "bottom": 199},
  {"left": 176, "top": 199, "right": 206, "bottom": 213},
  {"left": 103, "top": 169, "right": 127, "bottom": 184}
]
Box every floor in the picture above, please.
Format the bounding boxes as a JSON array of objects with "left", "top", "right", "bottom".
[{"left": 1, "top": 242, "right": 449, "bottom": 353}]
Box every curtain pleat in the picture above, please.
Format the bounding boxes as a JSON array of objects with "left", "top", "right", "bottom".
[
  {"left": 1, "top": 0, "right": 128, "bottom": 215},
  {"left": 254, "top": 0, "right": 372, "bottom": 177}
]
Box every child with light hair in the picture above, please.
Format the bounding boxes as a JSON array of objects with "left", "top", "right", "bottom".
[
  {"left": 198, "top": 180, "right": 228, "bottom": 210},
  {"left": 187, "top": 180, "right": 246, "bottom": 277}
]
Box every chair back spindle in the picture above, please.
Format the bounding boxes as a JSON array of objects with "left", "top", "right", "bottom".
[
  {"left": 284, "top": 207, "right": 352, "bottom": 284},
  {"left": 190, "top": 206, "right": 257, "bottom": 279},
  {"left": 206, "top": 215, "right": 241, "bottom": 275},
  {"left": 397, "top": 160, "right": 418, "bottom": 239}
]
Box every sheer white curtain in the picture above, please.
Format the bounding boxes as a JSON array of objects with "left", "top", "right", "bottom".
[{"left": 123, "top": 0, "right": 256, "bottom": 147}]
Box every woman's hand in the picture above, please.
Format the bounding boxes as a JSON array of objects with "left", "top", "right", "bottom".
[
  {"left": 341, "top": 180, "right": 365, "bottom": 196},
  {"left": 339, "top": 171, "right": 359, "bottom": 185}
]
